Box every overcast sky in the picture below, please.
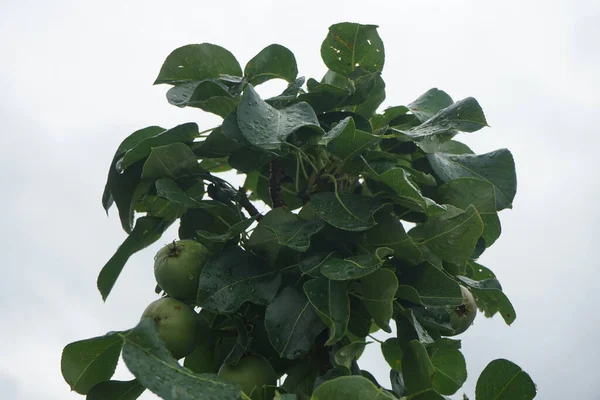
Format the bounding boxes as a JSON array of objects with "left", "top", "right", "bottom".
[{"left": 1, "top": 0, "right": 598, "bottom": 399}]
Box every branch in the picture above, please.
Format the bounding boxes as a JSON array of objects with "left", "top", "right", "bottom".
[
  {"left": 269, "top": 158, "right": 285, "bottom": 208},
  {"left": 237, "top": 187, "right": 262, "bottom": 221}
]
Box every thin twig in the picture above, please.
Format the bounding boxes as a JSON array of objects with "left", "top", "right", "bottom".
[
  {"left": 237, "top": 187, "right": 262, "bottom": 221},
  {"left": 269, "top": 158, "right": 285, "bottom": 208}
]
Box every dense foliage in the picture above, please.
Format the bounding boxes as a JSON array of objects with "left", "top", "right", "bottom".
[{"left": 61, "top": 22, "right": 536, "bottom": 400}]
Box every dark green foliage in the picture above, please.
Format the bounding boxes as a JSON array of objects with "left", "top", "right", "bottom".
[{"left": 63, "top": 22, "right": 536, "bottom": 400}]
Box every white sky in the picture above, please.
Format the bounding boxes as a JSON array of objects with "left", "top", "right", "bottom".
[{"left": 1, "top": 1, "right": 599, "bottom": 399}]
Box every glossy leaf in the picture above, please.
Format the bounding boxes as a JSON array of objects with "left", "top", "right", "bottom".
[
  {"left": 429, "top": 348, "right": 467, "bottom": 395},
  {"left": 402, "top": 340, "right": 435, "bottom": 395},
  {"left": 121, "top": 319, "right": 245, "bottom": 400},
  {"left": 475, "top": 359, "right": 536, "bottom": 400},
  {"left": 319, "top": 116, "right": 353, "bottom": 145},
  {"left": 61, "top": 332, "right": 123, "bottom": 394},
  {"left": 237, "top": 84, "right": 321, "bottom": 151},
  {"left": 391, "top": 98, "right": 487, "bottom": 152},
  {"left": 98, "top": 216, "right": 171, "bottom": 301},
  {"left": 437, "top": 177, "right": 501, "bottom": 247},
  {"left": 265, "top": 286, "right": 326, "bottom": 359},
  {"left": 457, "top": 276, "right": 516, "bottom": 325},
  {"left": 311, "top": 375, "right": 397, "bottom": 400},
  {"left": 407, "top": 88, "right": 454, "bottom": 123},
  {"left": 141, "top": 142, "right": 203, "bottom": 179},
  {"left": 119, "top": 123, "right": 200, "bottom": 171},
  {"left": 355, "top": 268, "right": 398, "bottom": 332},
  {"left": 409, "top": 205, "right": 484, "bottom": 266},
  {"left": 381, "top": 338, "right": 404, "bottom": 371},
  {"left": 328, "top": 119, "right": 380, "bottom": 164},
  {"left": 102, "top": 126, "right": 165, "bottom": 213},
  {"left": 368, "top": 168, "right": 429, "bottom": 213},
  {"left": 362, "top": 213, "right": 421, "bottom": 260},
  {"left": 389, "top": 370, "right": 405, "bottom": 398},
  {"left": 299, "top": 251, "right": 337, "bottom": 277},
  {"left": 154, "top": 43, "right": 242, "bottom": 84},
  {"left": 253, "top": 208, "right": 325, "bottom": 252},
  {"left": 396, "top": 262, "right": 463, "bottom": 307},
  {"left": 194, "top": 127, "right": 242, "bottom": 158},
  {"left": 87, "top": 379, "right": 145, "bottom": 400},
  {"left": 196, "top": 217, "right": 256, "bottom": 250},
  {"left": 320, "top": 23, "right": 385, "bottom": 77},
  {"left": 303, "top": 277, "right": 350, "bottom": 345},
  {"left": 154, "top": 178, "right": 209, "bottom": 209},
  {"left": 321, "top": 248, "right": 393, "bottom": 280},
  {"left": 352, "top": 74, "right": 386, "bottom": 117},
  {"left": 427, "top": 149, "right": 516, "bottom": 211},
  {"left": 196, "top": 247, "right": 281, "bottom": 314},
  {"left": 166, "top": 80, "right": 237, "bottom": 117},
  {"left": 309, "top": 192, "right": 388, "bottom": 232},
  {"left": 245, "top": 44, "right": 298, "bottom": 85},
  {"left": 334, "top": 341, "right": 368, "bottom": 371}
]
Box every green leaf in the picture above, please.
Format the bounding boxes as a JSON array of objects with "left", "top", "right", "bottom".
[
  {"left": 391, "top": 98, "right": 487, "bottom": 152},
  {"left": 355, "top": 268, "right": 398, "bottom": 332},
  {"left": 196, "top": 247, "right": 281, "bottom": 314},
  {"left": 429, "top": 348, "right": 467, "bottom": 395},
  {"left": 309, "top": 192, "right": 388, "bottom": 232},
  {"left": 381, "top": 338, "right": 404, "bottom": 371},
  {"left": 265, "top": 286, "right": 326, "bottom": 359},
  {"left": 154, "top": 43, "right": 242, "bottom": 84},
  {"left": 155, "top": 178, "right": 209, "bottom": 209},
  {"left": 320, "top": 248, "right": 393, "bottom": 280},
  {"left": 87, "top": 379, "right": 145, "bottom": 400},
  {"left": 103, "top": 126, "right": 165, "bottom": 213},
  {"left": 196, "top": 217, "right": 256, "bottom": 250},
  {"left": 427, "top": 149, "right": 516, "bottom": 211},
  {"left": 475, "top": 359, "right": 536, "bottom": 400},
  {"left": 245, "top": 44, "right": 298, "bottom": 85},
  {"left": 141, "top": 142, "right": 203, "bottom": 179},
  {"left": 409, "top": 205, "right": 484, "bottom": 266},
  {"left": 320, "top": 23, "right": 385, "bottom": 77},
  {"left": 437, "top": 140, "right": 474, "bottom": 155},
  {"left": 121, "top": 319, "right": 244, "bottom": 400},
  {"left": 319, "top": 116, "right": 353, "bottom": 145},
  {"left": 194, "top": 127, "right": 243, "bottom": 158},
  {"left": 334, "top": 341, "right": 368, "bottom": 371},
  {"left": 403, "top": 340, "right": 435, "bottom": 395},
  {"left": 311, "top": 375, "right": 396, "bottom": 400},
  {"left": 223, "top": 315, "right": 251, "bottom": 365},
  {"left": 437, "top": 178, "right": 501, "bottom": 247},
  {"left": 298, "top": 81, "right": 350, "bottom": 114},
  {"left": 299, "top": 251, "right": 337, "bottom": 277},
  {"left": 61, "top": 332, "right": 124, "bottom": 394},
  {"left": 362, "top": 213, "right": 421, "bottom": 260},
  {"left": 166, "top": 80, "right": 238, "bottom": 117},
  {"left": 107, "top": 160, "right": 145, "bottom": 233},
  {"left": 253, "top": 208, "right": 325, "bottom": 252},
  {"left": 97, "top": 216, "right": 171, "bottom": 301},
  {"left": 407, "top": 88, "right": 454, "bottom": 123},
  {"left": 396, "top": 262, "right": 463, "bottom": 307},
  {"left": 457, "top": 276, "right": 516, "bottom": 325},
  {"left": 303, "top": 278, "right": 350, "bottom": 345},
  {"left": 178, "top": 202, "right": 240, "bottom": 240},
  {"left": 119, "top": 123, "right": 200, "bottom": 171},
  {"left": 367, "top": 168, "right": 429, "bottom": 213},
  {"left": 237, "top": 84, "right": 322, "bottom": 151},
  {"left": 389, "top": 370, "right": 405, "bottom": 398},
  {"left": 352, "top": 74, "right": 386, "bottom": 117},
  {"left": 328, "top": 118, "right": 380, "bottom": 164}
]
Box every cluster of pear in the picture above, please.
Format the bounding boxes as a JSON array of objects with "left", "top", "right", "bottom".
[{"left": 140, "top": 240, "right": 277, "bottom": 397}]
